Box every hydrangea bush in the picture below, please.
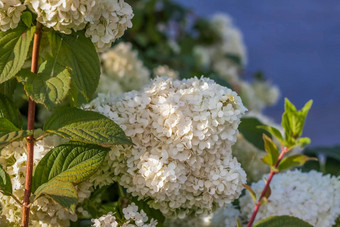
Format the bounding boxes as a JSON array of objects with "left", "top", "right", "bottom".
[{"left": 0, "top": 0, "right": 339, "bottom": 227}]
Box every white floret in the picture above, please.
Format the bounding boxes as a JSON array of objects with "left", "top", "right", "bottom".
[{"left": 0, "top": 0, "right": 26, "bottom": 31}]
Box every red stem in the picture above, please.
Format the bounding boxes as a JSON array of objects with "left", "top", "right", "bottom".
[
  {"left": 21, "top": 22, "right": 42, "bottom": 227},
  {"left": 246, "top": 146, "right": 290, "bottom": 227}
]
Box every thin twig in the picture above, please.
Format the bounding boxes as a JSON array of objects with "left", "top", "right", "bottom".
[
  {"left": 21, "top": 22, "right": 42, "bottom": 227},
  {"left": 246, "top": 146, "right": 290, "bottom": 227}
]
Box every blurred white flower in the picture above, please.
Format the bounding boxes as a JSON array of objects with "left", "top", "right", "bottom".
[
  {"left": 0, "top": 136, "right": 92, "bottom": 226},
  {"left": 252, "top": 80, "right": 280, "bottom": 107},
  {"left": 240, "top": 170, "right": 340, "bottom": 227},
  {"left": 164, "top": 215, "right": 212, "bottom": 227},
  {"left": 239, "top": 81, "right": 280, "bottom": 112},
  {"left": 194, "top": 14, "right": 247, "bottom": 84},
  {"left": 0, "top": 0, "right": 26, "bottom": 31},
  {"left": 85, "top": 77, "right": 247, "bottom": 218},
  {"left": 92, "top": 212, "right": 118, "bottom": 227},
  {"left": 211, "top": 14, "right": 247, "bottom": 66},
  {"left": 153, "top": 65, "right": 179, "bottom": 79},
  {"left": 97, "top": 74, "right": 124, "bottom": 95},
  {"left": 210, "top": 204, "right": 240, "bottom": 227},
  {"left": 92, "top": 203, "right": 157, "bottom": 227},
  {"left": 100, "top": 42, "right": 150, "bottom": 92}
]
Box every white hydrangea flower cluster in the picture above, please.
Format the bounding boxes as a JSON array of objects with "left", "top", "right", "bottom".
[
  {"left": 240, "top": 170, "right": 340, "bottom": 227},
  {"left": 91, "top": 203, "right": 158, "bottom": 227},
  {"left": 0, "top": 136, "right": 93, "bottom": 226},
  {"left": 85, "top": 0, "right": 133, "bottom": 51},
  {"left": 0, "top": 0, "right": 26, "bottom": 32},
  {"left": 26, "top": 0, "right": 133, "bottom": 51},
  {"left": 210, "top": 204, "right": 240, "bottom": 227},
  {"left": 153, "top": 65, "right": 179, "bottom": 79},
  {"left": 99, "top": 42, "right": 150, "bottom": 92},
  {"left": 85, "top": 77, "right": 247, "bottom": 217}
]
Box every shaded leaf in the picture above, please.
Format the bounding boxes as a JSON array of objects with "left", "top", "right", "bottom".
[
  {"left": 17, "top": 60, "right": 71, "bottom": 110},
  {"left": 21, "top": 11, "right": 33, "bottom": 28},
  {"left": 254, "top": 215, "right": 312, "bottom": 227},
  {"left": 0, "top": 165, "right": 12, "bottom": 196},
  {"left": 0, "top": 93, "right": 23, "bottom": 128},
  {"left": 32, "top": 142, "right": 109, "bottom": 192},
  {"left": 278, "top": 155, "right": 317, "bottom": 171},
  {"left": 47, "top": 31, "right": 100, "bottom": 105},
  {"left": 43, "top": 107, "right": 132, "bottom": 146},
  {"left": 239, "top": 117, "right": 272, "bottom": 150},
  {"left": 34, "top": 180, "right": 78, "bottom": 212},
  {"left": 0, "top": 23, "right": 35, "bottom": 83},
  {"left": 302, "top": 146, "right": 340, "bottom": 176},
  {"left": 0, "top": 79, "right": 17, "bottom": 97}
]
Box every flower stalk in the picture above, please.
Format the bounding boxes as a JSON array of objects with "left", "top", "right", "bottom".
[
  {"left": 246, "top": 146, "right": 290, "bottom": 227},
  {"left": 21, "top": 22, "right": 42, "bottom": 227}
]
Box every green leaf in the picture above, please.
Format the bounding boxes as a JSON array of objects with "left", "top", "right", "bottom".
[
  {"left": 262, "top": 134, "right": 279, "bottom": 166},
  {"left": 34, "top": 180, "right": 78, "bottom": 212},
  {"left": 281, "top": 99, "right": 313, "bottom": 146},
  {"left": 17, "top": 60, "right": 71, "bottom": 110},
  {"left": 0, "top": 93, "right": 23, "bottom": 128},
  {"left": 0, "top": 165, "right": 12, "bottom": 196},
  {"left": 236, "top": 219, "right": 241, "bottom": 227},
  {"left": 0, "top": 118, "right": 33, "bottom": 146},
  {"left": 32, "top": 142, "right": 110, "bottom": 192},
  {"left": 239, "top": 117, "right": 272, "bottom": 150},
  {"left": 21, "top": 11, "right": 33, "bottom": 28},
  {"left": 0, "top": 79, "right": 17, "bottom": 97},
  {"left": 254, "top": 215, "right": 312, "bottom": 227},
  {"left": 43, "top": 107, "right": 132, "bottom": 146},
  {"left": 257, "top": 125, "right": 284, "bottom": 144},
  {"left": 47, "top": 30, "right": 100, "bottom": 105},
  {"left": 278, "top": 155, "right": 317, "bottom": 171},
  {"left": 243, "top": 184, "right": 256, "bottom": 203},
  {"left": 0, "top": 23, "right": 35, "bottom": 83},
  {"left": 296, "top": 137, "right": 311, "bottom": 149},
  {"left": 0, "top": 118, "right": 18, "bottom": 133}
]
